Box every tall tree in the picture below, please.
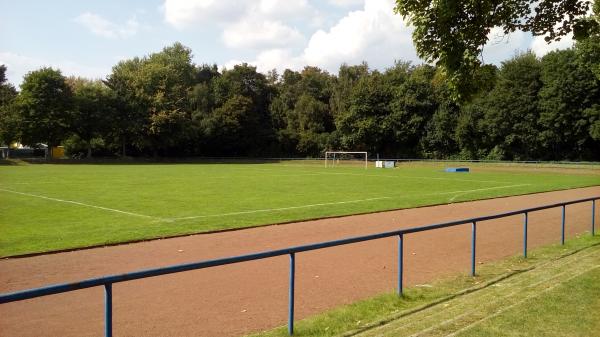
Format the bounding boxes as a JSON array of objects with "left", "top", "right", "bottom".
[
  {"left": 104, "top": 57, "right": 147, "bottom": 156},
  {"left": 336, "top": 70, "right": 393, "bottom": 154},
  {"left": 211, "top": 63, "right": 274, "bottom": 154},
  {"left": 0, "top": 65, "right": 18, "bottom": 149},
  {"left": 478, "top": 52, "right": 543, "bottom": 160},
  {"left": 16, "top": 67, "right": 73, "bottom": 158},
  {"left": 201, "top": 95, "right": 259, "bottom": 155},
  {"left": 106, "top": 43, "right": 196, "bottom": 155},
  {"left": 538, "top": 49, "right": 600, "bottom": 159},
  {"left": 387, "top": 65, "right": 438, "bottom": 157},
  {"left": 67, "top": 78, "right": 117, "bottom": 158}
]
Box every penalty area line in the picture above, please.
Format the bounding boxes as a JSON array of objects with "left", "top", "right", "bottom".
[
  {"left": 169, "top": 197, "right": 391, "bottom": 221},
  {"left": 0, "top": 188, "right": 159, "bottom": 220}
]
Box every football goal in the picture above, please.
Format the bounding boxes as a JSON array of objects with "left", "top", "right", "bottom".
[{"left": 325, "top": 151, "right": 368, "bottom": 169}]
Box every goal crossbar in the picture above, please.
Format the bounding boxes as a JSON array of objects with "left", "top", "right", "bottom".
[{"left": 325, "top": 151, "right": 368, "bottom": 169}]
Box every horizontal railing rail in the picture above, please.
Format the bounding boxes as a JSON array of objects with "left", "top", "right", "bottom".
[{"left": 1, "top": 196, "right": 598, "bottom": 336}]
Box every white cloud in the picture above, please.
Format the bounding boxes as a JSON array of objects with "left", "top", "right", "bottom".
[
  {"left": 163, "top": 0, "right": 318, "bottom": 49},
  {"left": 0, "top": 52, "right": 110, "bottom": 86},
  {"left": 530, "top": 34, "right": 574, "bottom": 57},
  {"left": 163, "top": 0, "right": 246, "bottom": 29},
  {"left": 75, "top": 12, "right": 140, "bottom": 39},
  {"left": 301, "top": 0, "right": 417, "bottom": 71},
  {"left": 328, "top": 0, "right": 365, "bottom": 7},
  {"left": 222, "top": 0, "right": 419, "bottom": 74},
  {"left": 257, "top": 0, "right": 312, "bottom": 18},
  {"left": 254, "top": 49, "right": 304, "bottom": 73},
  {"left": 163, "top": 0, "right": 313, "bottom": 28},
  {"left": 223, "top": 19, "right": 304, "bottom": 49}
]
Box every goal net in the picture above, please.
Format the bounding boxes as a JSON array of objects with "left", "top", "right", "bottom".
[{"left": 325, "top": 151, "right": 368, "bottom": 169}]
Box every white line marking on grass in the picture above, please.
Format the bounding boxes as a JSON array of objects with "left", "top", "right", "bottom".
[
  {"left": 431, "top": 184, "right": 532, "bottom": 202},
  {"left": 267, "top": 170, "right": 511, "bottom": 184},
  {"left": 0, "top": 188, "right": 159, "bottom": 219},
  {"left": 1, "top": 181, "right": 57, "bottom": 185},
  {"left": 169, "top": 197, "right": 391, "bottom": 221}
]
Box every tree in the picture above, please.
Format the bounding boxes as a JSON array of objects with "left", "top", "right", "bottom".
[
  {"left": 538, "top": 49, "right": 600, "bottom": 159},
  {"left": 336, "top": 70, "right": 393, "bottom": 154},
  {"left": 0, "top": 65, "right": 18, "bottom": 149},
  {"left": 387, "top": 65, "right": 438, "bottom": 157},
  {"left": 104, "top": 57, "right": 147, "bottom": 156},
  {"left": 67, "top": 78, "right": 117, "bottom": 158},
  {"left": 201, "top": 95, "right": 259, "bottom": 155},
  {"left": 105, "top": 43, "right": 196, "bottom": 156},
  {"left": 212, "top": 63, "right": 275, "bottom": 154},
  {"left": 394, "top": 0, "right": 596, "bottom": 100},
  {"left": 15, "top": 67, "right": 73, "bottom": 158},
  {"left": 475, "top": 52, "right": 543, "bottom": 160},
  {"left": 420, "top": 78, "right": 461, "bottom": 158}
]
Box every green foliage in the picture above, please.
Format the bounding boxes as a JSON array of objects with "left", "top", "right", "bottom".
[
  {"left": 538, "top": 49, "right": 600, "bottom": 160},
  {"left": 15, "top": 67, "right": 73, "bottom": 151},
  {"left": 0, "top": 65, "right": 18, "bottom": 145},
  {"left": 201, "top": 95, "right": 261, "bottom": 155},
  {"left": 394, "top": 0, "right": 596, "bottom": 100},
  {"left": 4, "top": 39, "right": 600, "bottom": 161},
  {"left": 336, "top": 70, "right": 392, "bottom": 153},
  {"left": 481, "top": 52, "right": 543, "bottom": 160},
  {"left": 67, "top": 78, "right": 118, "bottom": 157},
  {"left": 270, "top": 67, "right": 334, "bottom": 156}
]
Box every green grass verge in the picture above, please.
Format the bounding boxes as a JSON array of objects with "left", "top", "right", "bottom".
[
  {"left": 248, "top": 234, "right": 600, "bottom": 337},
  {"left": 456, "top": 269, "right": 600, "bottom": 337},
  {"left": 0, "top": 162, "right": 598, "bottom": 256}
]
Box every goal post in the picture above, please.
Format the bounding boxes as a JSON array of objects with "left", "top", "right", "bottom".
[{"left": 325, "top": 151, "right": 368, "bottom": 169}]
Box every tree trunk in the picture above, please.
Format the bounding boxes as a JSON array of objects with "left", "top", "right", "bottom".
[{"left": 86, "top": 142, "right": 92, "bottom": 158}]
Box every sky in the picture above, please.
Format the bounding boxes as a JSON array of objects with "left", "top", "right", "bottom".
[{"left": 0, "top": 0, "right": 576, "bottom": 87}]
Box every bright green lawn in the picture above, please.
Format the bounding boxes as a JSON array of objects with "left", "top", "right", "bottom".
[{"left": 0, "top": 161, "right": 598, "bottom": 256}]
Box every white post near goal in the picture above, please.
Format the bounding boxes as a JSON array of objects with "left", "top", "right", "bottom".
[{"left": 325, "top": 151, "right": 368, "bottom": 169}]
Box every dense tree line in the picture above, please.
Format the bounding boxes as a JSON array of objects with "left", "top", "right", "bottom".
[{"left": 1, "top": 40, "right": 599, "bottom": 161}]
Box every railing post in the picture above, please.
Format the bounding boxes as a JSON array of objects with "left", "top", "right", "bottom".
[
  {"left": 592, "top": 200, "right": 596, "bottom": 236},
  {"left": 104, "top": 283, "right": 112, "bottom": 337},
  {"left": 398, "top": 234, "right": 404, "bottom": 296},
  {"left": 561, "top": 205, "right": 566, "bottom": 245},
  {"left": 523, "top": 212, "right": 528, "bottom": 258},
  {"left": 288, "top": 253, "right": 295, "bottom": 336},
  {"left": 471, "top": 222, "right": 477, "bottom": 276}
]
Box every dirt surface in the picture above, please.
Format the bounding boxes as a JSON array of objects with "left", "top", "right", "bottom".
[{"left": 1, "top": 186, "right": 599, "bottom": 337}]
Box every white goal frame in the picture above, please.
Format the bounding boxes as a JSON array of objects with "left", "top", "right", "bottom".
[{"left": 325, "top": 151, "right": 368, "bottom": 169}]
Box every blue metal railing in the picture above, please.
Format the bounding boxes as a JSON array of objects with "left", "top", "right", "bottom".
[{"left": 1, "top": 196, "right": 598, "bottom": 336}]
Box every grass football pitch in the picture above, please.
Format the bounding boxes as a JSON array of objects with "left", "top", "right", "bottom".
[{"left": 1, "top": 161, "right": 599, "bottom": 257}]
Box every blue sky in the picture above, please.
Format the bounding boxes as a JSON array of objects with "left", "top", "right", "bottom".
[{"left": 1, "top": 0, "right": 574, "bottom": 87}]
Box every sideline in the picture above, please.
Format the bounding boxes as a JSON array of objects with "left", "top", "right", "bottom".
[
  {"left": 0, "top": 188, "right": 159, "bottom": 220},
  {"left": 444, "top": 184, "right": 531, "bottom": 201},
  {"left": 168, "top": 197, "right": 392, "bottom": 221},
  {"left": 0, "top": 184, "right": 532, "bottom": 223}
]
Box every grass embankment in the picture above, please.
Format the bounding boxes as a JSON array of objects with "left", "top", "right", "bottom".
[
  {"left": 1, "top": 162, "right": 598, "bottom": 256},
  {"left": 249, "top": 234, "right": 600, "bottom": 337}
]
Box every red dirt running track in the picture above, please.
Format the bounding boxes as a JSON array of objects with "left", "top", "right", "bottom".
[{"left": 1, "top": 186, "right": 599, "bottom": 337}]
